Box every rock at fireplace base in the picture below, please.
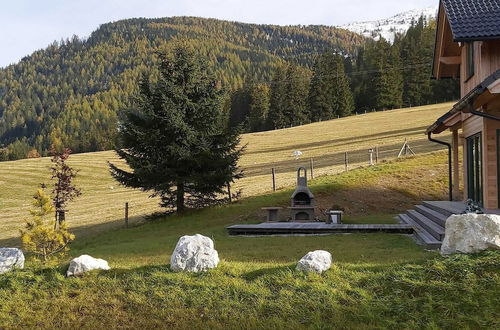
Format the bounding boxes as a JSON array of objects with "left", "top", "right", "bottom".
[{"left": 296, "top": 250, "right": 332, "bottom": 273}]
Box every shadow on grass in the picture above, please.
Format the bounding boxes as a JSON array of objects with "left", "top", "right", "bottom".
[
  {"left": 0, "top": 213, "right": 149, "bottom": 248},
  {"left": 241, "top": 264, "right": 294, "bottom": 281}
]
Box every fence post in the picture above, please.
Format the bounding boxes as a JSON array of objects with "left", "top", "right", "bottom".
[
  {"left": 375, "top": 146, "right": 379, "bottom": 163},
  {"left": 272, "top": 167, "right": 276, "bottom": 192},
  {"left": 368, "top": 149, "right": 374, "bottom": 166},
  {"left": 310, "top": 158, "right": 314, "bottom": 179},
  {"left": 125, "top": 202, "right": 129, "bottom": 228},
  {"left": 227, "top": 183, "right": 232, "bottom": 203},
  {"left": 344, "top": 152, "right": 348, "bottom": 172}
]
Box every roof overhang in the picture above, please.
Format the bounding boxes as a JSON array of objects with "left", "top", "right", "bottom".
[
  {"left": 433, "top": 1, "right": 461, "bottom": 79},
  {"left": 427, "top": 69, "right": 500, "bottom": 134}
]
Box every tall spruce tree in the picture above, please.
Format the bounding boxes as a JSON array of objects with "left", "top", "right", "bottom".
[
  {"left": 372, "top": 38, "right": 403, "bottom": 110},
  {"left": 229, "top": 85, "right": 251, "bottom": 128},
  {"left": 309, "top": 53, "right": 354, "bottom": 121},
  {"left": 267, "top": 66, "right": 288, "bottom": 129},
  {"left": 332, "top": 54, "right": 355, "bottom": 118},
  {"left": 109, "top": 44, "right": 243, "bottom": 212},
  {"left": 283, "top": 63, "right": 311, "bottom": 127},
  {"left": 247, "top": 83, "right": 270, "bottom": 132},
  {"left": 399, "top": 16, "right": 431, "bottom": 107},
  {"left": 309, "top": 54, "right": 332, "bottom": 121},
  {"left": 352, "top": 46, "right": 376, "bottom": 112}
]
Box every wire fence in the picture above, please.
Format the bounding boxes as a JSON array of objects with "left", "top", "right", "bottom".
[{"left": 244, "top": 136, "right": 452, "bottom": 193}]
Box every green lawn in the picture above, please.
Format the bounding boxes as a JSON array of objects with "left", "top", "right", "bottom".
[{"left": 1, "top": 152, "right": 498, "bottom": 328}]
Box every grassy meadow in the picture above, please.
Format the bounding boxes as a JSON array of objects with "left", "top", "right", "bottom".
[
  {"left": 0, "top": 102, "right": 453, "bottom": 243},
  {"left": 0, "top": 152, "right": 498, "bottom": 328}
]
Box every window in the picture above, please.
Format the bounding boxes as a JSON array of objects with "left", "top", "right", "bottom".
[
  {"left": 466, "top": 42, "right": 475, "bottom": 80},
  {"left": 467, "top": 133, "right": 482, "bottom": 206}
]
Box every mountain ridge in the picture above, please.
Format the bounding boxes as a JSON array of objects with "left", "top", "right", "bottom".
[{"left": 340, "top": 7, "right": 438, "bottom": 43}]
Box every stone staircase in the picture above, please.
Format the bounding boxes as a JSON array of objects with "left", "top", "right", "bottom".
[{"left": 397, "top": 201, "right": 467, "bottom": 249}]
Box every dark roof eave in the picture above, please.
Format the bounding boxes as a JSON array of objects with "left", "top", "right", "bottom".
[
  {"left": 426, "top": 69, "right": 500, "bottom": 134},
  {"left": 453, "top": 35, "right": 500, "bottom": 42}
]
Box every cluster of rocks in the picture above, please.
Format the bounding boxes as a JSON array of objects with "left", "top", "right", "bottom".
[
  {"left": 1, "top": 214, "right": 498, "bottom": 276},
  {"left": 169, "top": 235, "right": 333, "bottom": 273},
  {"left": 0, "top": 234, "right": 333, "bottom": 276}
]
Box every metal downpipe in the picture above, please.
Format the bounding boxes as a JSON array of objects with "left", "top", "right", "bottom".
[{"left": 427, "top": 132, "right": 453, "bottom": 201}]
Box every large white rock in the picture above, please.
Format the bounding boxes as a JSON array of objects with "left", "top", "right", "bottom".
[
  {"left": 0, "top": 248, "right": 25, "bottom": 274},
  {"left": 170, "top": 234, "right": 219, "bottom": 272},
  {"left": 441, "top": 213, "right": 500, "bottom": 255},
  {"left": 296, "top": 250, "right": 332, "bottom": 273},
  {"left": 67, "top": 255, "right": 110, "bottom": 277}
]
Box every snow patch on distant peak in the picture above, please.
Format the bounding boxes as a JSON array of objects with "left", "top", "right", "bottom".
[{"left": 339, "top": 7, "right": 438, "bottom": 43}]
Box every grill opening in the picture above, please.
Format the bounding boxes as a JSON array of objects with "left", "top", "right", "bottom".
[
  {"left": 295, "top": 212, "right": 310, "bottom": 220},
  {"left": 293, "top": 192, "right": 311, "bottom": 206}
]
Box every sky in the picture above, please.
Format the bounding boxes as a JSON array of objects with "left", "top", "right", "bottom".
[{"left": 0, "top": 0, "right": 438, "bottom": 68}]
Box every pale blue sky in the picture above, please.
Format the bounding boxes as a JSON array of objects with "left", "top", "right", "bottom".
[{"left": 0, "top": 0, "right": 438, "bottom": 68}]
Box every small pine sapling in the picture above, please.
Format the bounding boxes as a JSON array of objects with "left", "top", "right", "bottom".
[{"left": 20, "top": 188, "right": 75, "bottom": 262}]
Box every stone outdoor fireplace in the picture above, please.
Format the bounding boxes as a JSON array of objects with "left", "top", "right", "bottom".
[{"left": 290, "top": 167, "right": 315, "bottom": 221}]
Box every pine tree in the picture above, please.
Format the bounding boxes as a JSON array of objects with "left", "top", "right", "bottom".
[
  {"left": 248, "top": 83, "right": 270, "bottom": 132},
  {"left": 268, "top": 66, "right": 288, "bottom": 129},
  {"left": 399, "top": 16, "right": 431, "bottom": 107},
  {"left": 229, "top": 86, "right": 251, "bottom": 129},
  {"left": 21, "top": 187, "right": 75, "bottom": 262},
  {"left": 309, "top": 53, "right": 354, "bottom": 121},
  {"left": 109, "top": 44, "right": 243, "bottom": 212},
  {"left": 283, "top": 64, "right": 311, "bottom": 127},
  {"left": 372, "top": 38, "right": 403, "bottom": 110},
  {"left": 308, "top": 54, "right": 332, "bottom": 121},
  {"left": 352, "top": 46, "right": 376, "bottom": 112}
]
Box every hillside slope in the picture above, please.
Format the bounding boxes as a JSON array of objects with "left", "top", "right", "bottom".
[
  {"left": 0, "top": 16, "right": 365, "bottom": 155},
  {"left": 0, "top": 102, "right": 453, "bottom": 242}
]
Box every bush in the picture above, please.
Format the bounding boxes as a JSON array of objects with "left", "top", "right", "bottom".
[
  {"left": 20, "top": 188, "right": 75, "bottom": 262},
  {"left": 26, "top": 149, "right": 40, "bottom": 158}
]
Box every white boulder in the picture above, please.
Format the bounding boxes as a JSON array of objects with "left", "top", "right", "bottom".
[
  {"left": 441, "top": 213, "right": 500, "bottom": 255},
  {"left": 67, "top": 255, "right": 110, "bottom": 277},
  {"left": 296, "top": 250, "right": 332, "bottom": 273},
  {"left": 0, "top": 248, "right": 25, "bottom": 274},
  {"left": 170, "top": 234, "right": 219, "bottom": 272}
]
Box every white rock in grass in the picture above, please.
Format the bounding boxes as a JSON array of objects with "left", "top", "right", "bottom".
[
  {"left": 296, "top": 250, "right": 332, "bottom": 273},
  {"left": 441, "top": 213, "right": 500, "bottom": 255},
  {"left": 67, "top": 255, "right": 110, "bottom": 277},
  {"left": 0, "top": 248, "right": 25, "bottom": 274},
  {"left": 170, "top": 234, "right": 219, "bottom": 272}
]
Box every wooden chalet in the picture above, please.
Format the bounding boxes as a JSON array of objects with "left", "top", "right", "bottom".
[
  {"left": 398, "top": 0, "right": 500, "bottom": 248},
  {"left": 428, "top": 0, "right": 500, "bottom": 208}
]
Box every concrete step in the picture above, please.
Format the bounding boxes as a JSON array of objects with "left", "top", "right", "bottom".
[
  {"left": 414, "top": 205, "right": 448, "bottom": 227},
  {"left": 422, "top": 201, "right": 465, "bottom": 217},
  {"left": 406, "top": 210, "right": 445, "bottom": 241},
  {"left": 398, "top": 214, "right": 442, "bottom": 249}
]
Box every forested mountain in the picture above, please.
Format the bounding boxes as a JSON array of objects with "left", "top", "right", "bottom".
[
  {"left": 229, "top": 16, "right": 459, "bottom": 133},
  {"left": 0, "top": 16, "right": 365, "bottom": 159}
]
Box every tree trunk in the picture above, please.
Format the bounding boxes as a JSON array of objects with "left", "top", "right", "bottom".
[{"left": 176, "top": 182, "right": 185, "bottom": 213}]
